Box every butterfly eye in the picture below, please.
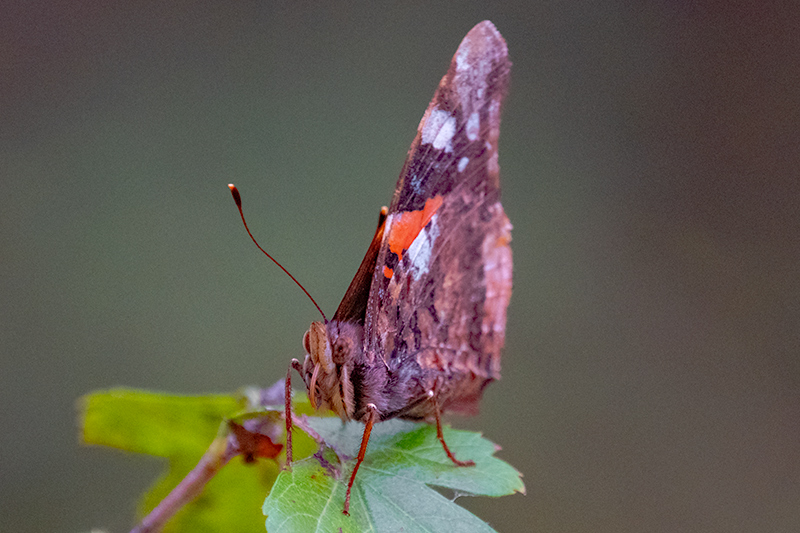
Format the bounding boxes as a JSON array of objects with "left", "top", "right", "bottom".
[{"left": 302, "top": 330, "right": 312, "bottom": 355}]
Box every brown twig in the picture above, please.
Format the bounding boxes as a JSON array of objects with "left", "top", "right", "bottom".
[
  {"left": 130, "top": 437, "right": 235, "bottom": 533},
  {"left": 129, "top": 382, "right": 287, "bottom": 533}
]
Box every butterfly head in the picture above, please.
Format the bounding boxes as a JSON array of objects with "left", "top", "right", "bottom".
[{"left": 299, "top": 320, "right": 362, "bottom": 421}]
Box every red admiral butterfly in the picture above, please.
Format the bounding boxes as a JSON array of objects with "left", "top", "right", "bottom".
[{"left": 239, "top": 20, "right": 512, "bottom": 515}]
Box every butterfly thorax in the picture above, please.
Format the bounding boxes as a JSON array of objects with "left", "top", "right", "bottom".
[{"left": 300, "top": 319, "right": 437, "bottom": 423}]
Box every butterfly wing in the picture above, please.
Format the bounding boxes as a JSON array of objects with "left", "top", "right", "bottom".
[
  {"left": 332, "top": 208, "right": 387, "bottom": 324},
  {"left": 363, "top": 21, "right": 513, "bottom": 417}
]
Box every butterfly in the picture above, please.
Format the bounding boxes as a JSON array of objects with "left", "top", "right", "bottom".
[{"left": 239, "top": 20, "right": 512, "bottom": 515}]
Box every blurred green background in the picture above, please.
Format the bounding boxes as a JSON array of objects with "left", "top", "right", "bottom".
[{"left": 3, "top": 2, "right": 799, "bottom": 532}]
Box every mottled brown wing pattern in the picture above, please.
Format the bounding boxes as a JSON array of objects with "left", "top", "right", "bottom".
[
  {"left": 285, "top": 21, "right": 513, "bottom": 514},
  {"left": 363, "top": 21, "right": 512, "bottom": 417}
]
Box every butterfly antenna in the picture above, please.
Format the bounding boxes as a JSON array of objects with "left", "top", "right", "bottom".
[{"left": 228, "top": 184, "right": 327, "bottom": 322}]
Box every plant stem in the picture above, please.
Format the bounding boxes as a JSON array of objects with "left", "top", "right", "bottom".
[{"left": 129, "top": 437, "right": 234, "bottom": 533}]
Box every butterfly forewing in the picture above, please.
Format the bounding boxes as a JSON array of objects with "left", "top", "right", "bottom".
[{"left": 362, "top": 20, "right": 512, "bottom": 418}]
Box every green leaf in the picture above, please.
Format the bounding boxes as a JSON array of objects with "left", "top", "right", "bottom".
[
  {"left": 264, "top": 418, "right": 524, "bottom": 533},
  {"left": 81, "top": 388, "right": 241, "bottom": 456},
  {"left": 80, "top": 388, "right": 278, "bottom": 533},
  {"left": 80, "top": 389, "right": 523, "bottom": 532}
]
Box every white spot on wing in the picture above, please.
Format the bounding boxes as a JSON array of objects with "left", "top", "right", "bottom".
[
  {"left": 488, "top": 98, "right": 502, "bottom": 141},
  {"left": 433, "top": 116, "right": 455, "bottom": 152},
  {"left": 421, "top": 108, "right": 448, "bottom": 144},
  {"left": 488, "top": 150, "right": 499, "bottom": 175},
  {"left": 466, "top": 111, "right": 480, "bottom": 141},
  {"left": 489, "top": 98, "right": 501, "bottom": 122},
  {"left": 421, "top": 108, "right": 456, "bottom": 153},
  {"left": 406, "top": 214, "right": 440, "bottom": 281},
  {"left": 456, "top": 44, "right": 471, "bottom": 72},
  {"left": 458, "top": 156, "right": 469, "bottom": 172}
]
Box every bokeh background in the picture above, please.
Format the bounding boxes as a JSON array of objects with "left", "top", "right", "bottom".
[{"left": 3, "top": 2, "right": 799, "bottom": 532}]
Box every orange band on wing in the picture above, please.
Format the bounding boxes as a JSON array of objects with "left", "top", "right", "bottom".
[
  {"left": 383, "top": 266, "right": 394, "bottom": 279},
  {"left": 387, "top": 195, "right": 444, "bottom": 262}
]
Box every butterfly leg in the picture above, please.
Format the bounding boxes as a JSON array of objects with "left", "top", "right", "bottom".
[
  {"left": 431, "top": 389, "right": 475, "bottom": 467},
  {"left": 343, "top": 403, "right": 378, "bottom": 515},
  {"left": 285, "top": 359, "right": 304, "bottom": 466}
]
